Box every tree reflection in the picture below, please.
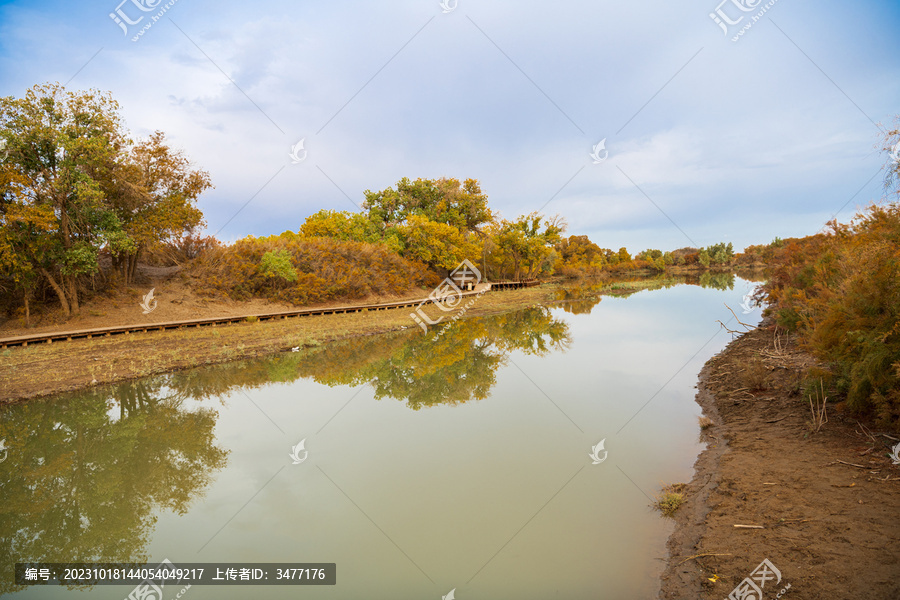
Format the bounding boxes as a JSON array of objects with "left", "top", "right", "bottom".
[
  {"left": 294, "top": 307, "right": 571, "bottom": 409},
  {"left": 142, "top": 307, "right": 572, "bottom": 411},
  {"left": 555, "top": 271, "right": 742, "bottom": 314},
  {"left": 0, "top": 381, "right": 228, "bottom": 594}
]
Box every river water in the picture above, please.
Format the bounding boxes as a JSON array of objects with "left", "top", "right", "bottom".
[{"left": 0, "top": 274, "right": 762, "bottom": 599}]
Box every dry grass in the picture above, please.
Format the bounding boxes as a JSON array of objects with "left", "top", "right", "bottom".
[
  {"left": 741, "top": 357, "right": 769, "bottom": 391},
  {"left": 807, "top": 378, "right": 828, "bottom": 433},
  {"left": 698, "top": 415, "right": 714, "bottom": 430},
  {"left": 0, "top": 285, "right": 556, "bottom": 403},
  {"left": 654, "top": 483, "right": 687, "bottom": 518}
]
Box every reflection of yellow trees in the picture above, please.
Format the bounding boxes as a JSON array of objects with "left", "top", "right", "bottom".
[
  {"left": 132, "top": 308, "right": 571, "bottom": 411},
  {"left": 554, "top": 273, "right": 738, "bottom": 315},
  {"left": 0, "top": 381, "right": 228, "bottom": 595},
  {"left": 294, "top": 307, "right": 571, "bottom": 409}
]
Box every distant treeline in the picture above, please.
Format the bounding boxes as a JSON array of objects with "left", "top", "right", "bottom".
[{"left": 0, "top": 83, "right": 738, "bottom": 321}]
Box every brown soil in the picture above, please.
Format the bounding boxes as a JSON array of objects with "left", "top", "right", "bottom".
[
  {"left": 0, "top": 281, "right": 555, "bottom": 403},
  {"left": 659, "top": 323, "right": 900, "bottom": 600},
  {"left": 0, "top": 268, "right": 435, "bottom": 338}
]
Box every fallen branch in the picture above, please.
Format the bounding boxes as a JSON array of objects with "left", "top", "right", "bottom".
[
  {"left": 725, "top": 303, "right": 758, "bottom": 331},
  {"left": 824, "top": 460, "right": 867, "bottom": 469},
  {"left": 733, "top": 524, "right": 764, "bottom": 529},
  {"left": 677, "top": 552, "right": 732, "bottom": 565}
]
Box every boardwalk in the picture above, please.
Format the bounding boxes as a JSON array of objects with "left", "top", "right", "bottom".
[{"left": 0, "top": 281, "right": 537, "bottom": 348}]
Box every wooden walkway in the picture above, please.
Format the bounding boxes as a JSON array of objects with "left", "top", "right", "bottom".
[{"left": 0, "top": 280, "right": 539, "bottom": 349}]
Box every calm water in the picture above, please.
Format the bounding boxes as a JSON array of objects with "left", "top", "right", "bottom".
[{"left": 0, "top": 275, "right": 761, "bottom": 599}]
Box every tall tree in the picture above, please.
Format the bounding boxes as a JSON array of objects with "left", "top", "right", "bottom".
[
  {"left": 108, "top": 131, "right": 211, "bottom": 283},
  {"left": 490, "top": 212, "right": 566, "bottom": 280},
  {"left": 363, "top": 177, "right": 492, "bottom": 234},
  {"left": 0, "top": 83, "right": 131, "bottom": 316}
]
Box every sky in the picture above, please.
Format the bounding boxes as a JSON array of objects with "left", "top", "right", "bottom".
[{"left": 1, "top": 0, "right": 898, "bottom": 252}]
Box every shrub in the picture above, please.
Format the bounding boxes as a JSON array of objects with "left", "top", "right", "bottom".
[{"left": 192, "top": 234, "right": 437, "bottom": 305}]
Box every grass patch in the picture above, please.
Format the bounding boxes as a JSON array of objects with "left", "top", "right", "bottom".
[
  {"left": 741, "top": 357, "right": 769, "bottom": 391},
  {"left": 654, "top": 483, "right": 687, "bottom": 518},
  {"left": 698, "top": 415, "right": 714, "bottom": 430}
]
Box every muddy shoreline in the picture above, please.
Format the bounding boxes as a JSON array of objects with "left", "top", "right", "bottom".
[{"left": 658, "top": 323, "right": 900, "bottom": 600}]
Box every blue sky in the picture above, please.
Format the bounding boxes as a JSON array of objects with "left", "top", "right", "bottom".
[{"left": 1, "top": 0, "right": 898, "bottom": 252}]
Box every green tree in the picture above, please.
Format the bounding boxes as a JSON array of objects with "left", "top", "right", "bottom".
[
  {"left": 259, "top": 249, "right": 298, "bottom": 292},
  {"left": 698, "top": 248, "right": 711, "bottom": 267},
  {"left": 363, "top": 177, "right": 492, "bottom": 233},
  {"left": 0, "top": 83, "right": 132, "bottom": 316}
]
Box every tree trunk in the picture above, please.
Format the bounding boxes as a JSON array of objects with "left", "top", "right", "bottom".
[
  {"left": 67, "top": 277, "right": 79, "bottom": 315},
  {"left": 128, "top": 252, "right": 139, "bottom": 284},
  {"left": 40, "top": 267, "right": 71, "bottom": 317}
]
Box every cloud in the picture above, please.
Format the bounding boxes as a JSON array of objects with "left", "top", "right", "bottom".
[{"left": 0, "top": 0, "right": 897, "bottom": 251}]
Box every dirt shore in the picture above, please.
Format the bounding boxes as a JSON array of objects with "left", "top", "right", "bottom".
[
  {"left": 0, "top": 284, "right": 558, "bottom": 403},
  {"left": 659, "top": 322, "right": 900, "bottom": 599}
]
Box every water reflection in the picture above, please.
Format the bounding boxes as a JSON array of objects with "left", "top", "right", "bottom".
[
  {"left": 168, "top": 306, "right": 570, "bottom": 410},
  {"left": 0, "top": 383, "right": 228, "bottom": 595},
  {"left": 554, "top": 270, "right": 752, "bottom": 315}
]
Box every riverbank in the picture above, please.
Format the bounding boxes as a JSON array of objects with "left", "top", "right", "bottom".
[
  {"left": 0, "top": 284, "right": 557, "bottom": 403},
  {"left": 659, "top": 321, "right": 900, "bottom": 599}
]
